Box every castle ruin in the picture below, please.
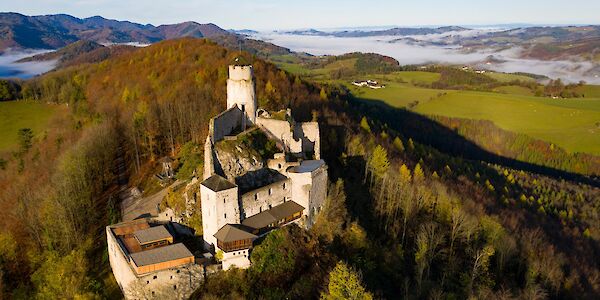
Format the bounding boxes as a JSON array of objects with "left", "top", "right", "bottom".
[{"left": 201, "top": 62, "right": 328, "bottom": 270}]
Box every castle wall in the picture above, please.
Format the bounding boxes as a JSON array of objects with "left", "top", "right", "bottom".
[
  {"left": 107, "top": 226, "right": 137, "bottom": 292},
  {"left": 107, "top": 227, "right": 203, "bottom": 299},
  {"left": 257, "top": 117, "right": 320, "bottom": 158},
  {"left": 201, "top": 185, "right": 240, "bottom": 249},
  {"left": 287, "top": 161, "right": 328, "bottom": 227},
  {"left": 296, "top": 122, "right": 321, "bottom": 159},
  {"left": 240, "top": 178, "right": 291, "bottom": 219},
  {"left": 210, "top": 107, "right": 242, "bottom": 142},
  {"left": 123, "top": 265, "right": 204, "bottom": 300},
  {"left": 204, "top": 137, "right": 215, "bottom": 180},
  {"left": 256, "top": 117, "right": 302, "bottom": 153},
  {"left": 220, "top": 248, "right": 251, "bottom": 270},
  {"left": 307, "top": 164, "right": 328, "bottom": 227}
]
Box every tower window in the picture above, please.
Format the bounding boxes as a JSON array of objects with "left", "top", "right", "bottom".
[
  {"left": 224, "top": 213, "right": 227, "bottom": 219},
  {"left": 255, "top": 194, "right": 258, "bottom": 201},
  {"left": 282, "top": 182, "right": 286, "bottom": 189},
  {"left": 268, "top": 188, "right": 272, "bottom": 195}
]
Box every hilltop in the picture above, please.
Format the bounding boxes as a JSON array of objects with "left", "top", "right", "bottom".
[
  {"left": 0, "top": 12, "right": 232, "bottom": 51},
  {"left": 1, "top": 38, "right": 600, "bottom": 299}
]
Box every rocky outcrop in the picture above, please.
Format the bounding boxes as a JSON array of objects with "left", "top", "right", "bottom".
[{"left": 214, "top": 139, "right": 265, "bottom": 181}]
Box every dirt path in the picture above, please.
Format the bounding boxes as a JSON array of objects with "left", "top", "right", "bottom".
[{"left": 121, "top": 180, "right": 180, "bottom": 221}]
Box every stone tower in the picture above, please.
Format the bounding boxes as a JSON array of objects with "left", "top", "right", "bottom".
[
  {"left": 227, "top": 64, "right": 257, "bottom": 126},
  {"left": 200, "top": 175, "right": 240, "bottom": 250}
]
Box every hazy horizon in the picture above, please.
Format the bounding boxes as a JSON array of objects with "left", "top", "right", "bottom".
[{"left": 4, "top": 0, "right": 600, "bottom": 30}]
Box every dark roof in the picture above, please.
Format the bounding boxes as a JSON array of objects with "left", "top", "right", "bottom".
[
  {"left": 242, "top": 201, "right": 305, "bottom": 229},
  {"left": 201, "top": 174, "right": 237, "bottom": 192},
  {"left": 214, "top": 224, "right": 257, "bottom": 243},
  {"left": 289, "top": 160, "right": 325, "bottom": 173},
  {"left": 133, "top": 226, "right": 172, "bottom": 245},
  {"left": 129, "top": 243, "right": 193, "bottom": 267}
]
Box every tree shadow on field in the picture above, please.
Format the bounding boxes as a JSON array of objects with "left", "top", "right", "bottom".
[{"left": 351, "top": 97, "right": 600, "bottom": 188}]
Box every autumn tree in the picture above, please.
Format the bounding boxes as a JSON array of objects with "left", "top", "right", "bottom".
[{"left": 321, "top": 261, "right": 373, "bottom": 300}]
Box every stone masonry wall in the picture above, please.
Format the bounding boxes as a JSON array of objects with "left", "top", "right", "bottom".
[
  {"left": 107, "top": 226, "right": 137, "bottom": 292},
  {"left": 295, "top": 122, "right": 321, "bottom": 159},
  {"left": 201, "top": 185, "right": 240, "bottom": 249},
  {"left": 240, "top": 178, "right": 291, "bottom": 219},
  {"left": 210, "top": 106, "right": 242, "bottom": 142}
]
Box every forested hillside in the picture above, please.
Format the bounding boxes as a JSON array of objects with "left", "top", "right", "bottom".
[{"left": 0, "top": 38, "right": 599, "bottom": 299}]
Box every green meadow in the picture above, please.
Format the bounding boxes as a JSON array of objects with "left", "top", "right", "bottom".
[
  {"left": 275, "top": 58, "right": 600, "bottom": 155},
  {"left": 0, "top": 100, "right": 58, "bottom": 151}
]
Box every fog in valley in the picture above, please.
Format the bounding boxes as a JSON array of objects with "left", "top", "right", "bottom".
[
  {"left": 0, "top": 49, "right": 56, "bottom": 79},
  {"left": 251, "top": 30, "right": 600, "bottom": 84}
]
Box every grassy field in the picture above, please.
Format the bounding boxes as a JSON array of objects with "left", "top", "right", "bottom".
[
  {"left": 577, "top": 84, "right": 600, "bottom": 98},
  {"left": 350, "top": 81, "right": 448, "bottom": 107},
  {"left": 0, "top": 100, "right": 58, "bottom": 151},
  {"left": 493, "top": 85, "right": 534, "bottom": 96},
  {"left": 413, "top": 91, "right": 600, "bottom": 154},
  {"left": 485, "top": 72, "right": 537, "bottom": 83},
  {"left": 277, "top": 60, "right": 600, "bottom": 155}
]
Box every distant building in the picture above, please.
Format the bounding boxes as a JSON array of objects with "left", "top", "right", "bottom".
[
  {"left": 106, "top": 219, "right": 204, "bottom": 299},
  {"left": 352, "top": 79, "right": 385, "bottom": 89},
  {"left": 201, "top": 62, "right": 328, "bottom": 270}
]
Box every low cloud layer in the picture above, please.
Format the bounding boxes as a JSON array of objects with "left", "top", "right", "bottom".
[
  {"left": 251, "top": 31, "right": 600, "bottom": 84},
  {"left": 0, "top": 49, "right": 56, "bottom": 79}
]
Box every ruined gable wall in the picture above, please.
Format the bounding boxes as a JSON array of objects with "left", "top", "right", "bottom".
[
  {"left": 210, "top": 107, "right": 242, "bottom": 142},
  {"left": 256, "top": 117, "right": 303, "bottom": 153},
  {"left": 240, "top": 178, "right": 291, "bottom": 219},
  {"left": 295, "top": 122, "right": 321, "bottom": 159}
]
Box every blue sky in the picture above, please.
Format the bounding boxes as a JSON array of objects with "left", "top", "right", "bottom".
[{"left": 4, "top": 0, "right": 600, "bottom": 30}]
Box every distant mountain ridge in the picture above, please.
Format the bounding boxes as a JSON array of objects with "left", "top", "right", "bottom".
[
  {"left": 0, "top": 12, "right": 232, "bottom": 51},
  {"left": 284, "top": 26, "right": 469, "bottom": 37}
]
